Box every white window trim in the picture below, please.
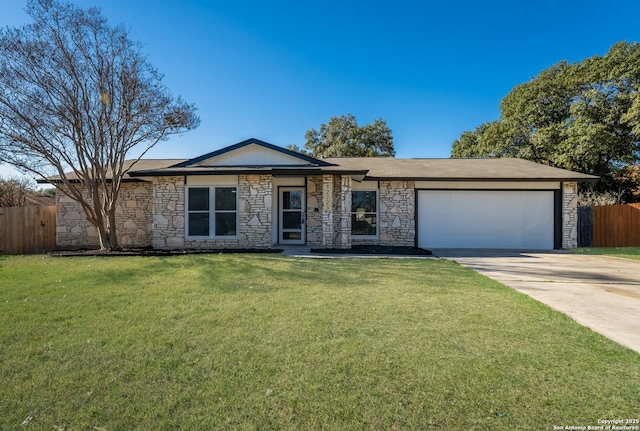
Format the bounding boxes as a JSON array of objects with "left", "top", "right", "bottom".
[
  {"left": 185, "top": 185, "right": 239, "bottom": 239},
  {"left": 351, "top": 189, "right": 378, "bottom": 239}
]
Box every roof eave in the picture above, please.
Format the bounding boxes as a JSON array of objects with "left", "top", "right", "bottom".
[
  {"left": 37, "top": 177, "right": 148, "bottom": 184},
  {"left": 362, "top": 176, "right": 599, "bottom": 182},
  {"left": 129, "top": 167, "right": 369, "bottom": 177}
]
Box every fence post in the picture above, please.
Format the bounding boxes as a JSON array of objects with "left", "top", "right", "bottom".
[{"left": 577, "top": 206, "right": 593, "bottom": 247}]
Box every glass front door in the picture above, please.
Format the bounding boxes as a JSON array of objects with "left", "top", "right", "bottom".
[{"left": 279, "top": 187, "right": 305, "bottom": 244}]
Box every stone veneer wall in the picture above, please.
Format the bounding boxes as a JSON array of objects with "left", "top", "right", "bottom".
[
  {"left": 562, "top": 181, "right": 578, "bottom": 248},
  {"left": 152, "top": 176, "right": 186, "bottom": 249},
  {"left": 57, "top": 190, "right": 98, "bottom": 248},
  {"left": 321, "top": 175, "right": 335, "bottom": 248},
  {"left": 154, "top": 174, "right": 273, "bottom": 250},
  {"left": 307, "top": 176, "right": 417, "bottom": 249},
  {"left": 306, "top": 176, "right": 323, "bottom": 247},
  {"left": 352, "top": 180, "right": 416, "bottom": 247},
  {"left": 306, "top": 175, "right": 351, "bottom": 249},
  {"left": 237, "top": 174, "right": 272, "bottom": 248},
  {"left": 58, "top": 177, "right": 578, "bottom": 250},
  {"left": 316, "top": 175, "right": 349, "bottom": 249},
  {"left": 56, "top": 182, "right": 153, "bottom": 248},
  {"left": 334, "top": 175, "right": 351, "bottom": 248}
]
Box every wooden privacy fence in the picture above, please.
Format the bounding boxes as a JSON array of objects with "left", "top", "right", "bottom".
[
  {"left": 0, "top": 206, "right": 57, "bottom": 254},
  {"left": 578, "top": 203, "right": 640, "bottom": 247}
]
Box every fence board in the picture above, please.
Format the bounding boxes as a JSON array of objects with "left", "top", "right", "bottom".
[
  {"left": 0, "top": 206, "right": 57, "bottom": 254},
  {"left": 592, "top": 203, "right": 640, "bottom": 247}
]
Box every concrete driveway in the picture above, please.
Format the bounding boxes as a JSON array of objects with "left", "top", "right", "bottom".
[{"left": 435, "top": 250, "right": 640, "bottom": 355}]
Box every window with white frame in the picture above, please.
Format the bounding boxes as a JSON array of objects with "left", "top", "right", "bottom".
[
  {"left": 187, "top": 186, "right": 237, "bottom": 237},
  {"left": 351, "top": 190, "right": 377, "bottom": 236}
]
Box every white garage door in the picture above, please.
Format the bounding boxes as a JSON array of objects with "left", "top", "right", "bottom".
[{"left": 417, "top": 190, "right": 555, "bottom": 249}]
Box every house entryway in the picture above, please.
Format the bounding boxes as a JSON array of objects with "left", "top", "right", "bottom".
[{"left": 279, "top": 187, "right": 305, "bottom": 244}]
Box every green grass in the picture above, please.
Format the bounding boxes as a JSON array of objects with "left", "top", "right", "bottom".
[
  {"left": 1, "top": 255, "right": 638, "bottom": 430},
  {"left": 573, "top": 247, "right": 640, "bottom": 260}
]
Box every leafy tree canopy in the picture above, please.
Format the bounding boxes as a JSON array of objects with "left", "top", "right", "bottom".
[
  {"left": 0, "top": 176, "right": 35, "bottom": 207},
  {"left": 0, "top": 0, "right": 199, "bottom": 249},
  {"left": 289, "top": 114, "right": 395, "bottom": 157},
  {"left": 451, "top": 41, "right": 640, "bottom": 201}
]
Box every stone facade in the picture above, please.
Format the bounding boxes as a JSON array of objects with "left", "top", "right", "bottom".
[
  {"left": 312, "top": 175, "right": 352, "bottom": 249},
  {"left": 56, "top": 174, "right": 579, "bottom": 250},
  {"left": 352, "top": 180, "right": 416, "bottom": 247},
  {"left": 337, "top": 175, "right": 352, "bottom": 249},
  {"left": 237, "top": 174, "right": 272, "bottom": 248},
  {"left": 56, "top": 181, "right": 153, "bottom": 248},
  {"left": 321, "top": 175, "right": 335, "bottom": 248},
  {"left": 154, "top": 174, "right": 273, "bottom": 250},
  {"left": 57, "top": 191, "right": 97, "bottom": 248},
  {"left": 152, "top": 176, "right": 186, "bottom": 249},
  {"left": 117, "top": 183, "right": 154, "bottom": 247},
  {"left": 562, "top": 181, "right": 578, "bottom": 249},
  {"left": 306, "top": 176, "right": 324, "bottom": 246}
]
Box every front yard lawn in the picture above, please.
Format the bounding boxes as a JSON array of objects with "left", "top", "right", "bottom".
[
  {"left": 573, "top": 247, "right": 640, "bottom": 260},
  {"left": 1, "top": 254, "right": 638, "bottom": 430}
]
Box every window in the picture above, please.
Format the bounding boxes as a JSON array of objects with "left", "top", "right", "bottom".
[
  {"left": 187, "top": 186, "right": 237, "bottom": 237},
  {"left": 351, "top": 190, "right": 377, "bottom": 236},
  {"left": 188, "top": 188, "right": 210, "bottom": 236},
  {"left": 214, "top": 187, "right": 237, "bottom": 236}
]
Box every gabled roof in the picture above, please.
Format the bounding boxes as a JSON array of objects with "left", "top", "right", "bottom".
[
  {"left": 41, "top": 139, "right": 600, "bottom": 183},
  {"left": 128, "top": 138, "right": 371, "bottom": 177},
  {"left": 170, "top": 138, "right": 332, "bottom": 168}
]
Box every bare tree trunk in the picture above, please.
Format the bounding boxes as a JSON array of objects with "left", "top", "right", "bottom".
[
  {"left": 105, "top": 207, "right": 119, "bottom": 250},
  {"left": 93, "top": 213, "right": 118, "bottom": 250},
  {"left": 96, "top": 224, "right": 108, "bottom": 251}
]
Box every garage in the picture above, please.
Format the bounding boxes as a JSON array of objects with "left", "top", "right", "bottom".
[{"left": 417, "top": 189, "right": 557, "bottom": 249}]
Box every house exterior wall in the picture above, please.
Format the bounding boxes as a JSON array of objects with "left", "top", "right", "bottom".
[
  {"left": 152, "top": 176, "right": 186, "bottom": 249},
  {"left": 154, "top": 174, "right": 273, "bottom": 250},
  {"left": 56, "top": 182, "right": 153, "bottom": 248},
  {"left": 352, "top": 180, "right": 415, "bottom": 247},
  {"left": 562, "top": 181, "right": 578, "bottom": 249},
  {"left": 336, "top": 175, "right": 351, "bottom": 249},
  {"left": 321, "top": 175, "right": 335, "bottom": 248},
  {"left": 57, "top": 191, "right": 98, "bottom": 248},
  {"left": 56, "top": 174, "right": 579, "bottom": 251},
  {"left": 118, "top": 183, "right": 154, "bottom": 247},
  {"left": 306, "top": 176, "right": 323, "bottom": 247},
  {"left": 237, "top": 174, "right": 272, "bottom": 248}
]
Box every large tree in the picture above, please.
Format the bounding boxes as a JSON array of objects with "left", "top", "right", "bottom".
[
  {"left": 451, "top": 41, "right": 640, "bottom": 200},
  {"left": 0, "top": 0, "right": 199, "bottom": 250},
  {"left": 290, "top": 114, "right": 395, "bottom": 157}
]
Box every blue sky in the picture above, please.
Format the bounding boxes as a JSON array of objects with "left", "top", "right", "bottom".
[{"left": 1, "top": 0, "right": 639, "bottom": 179}]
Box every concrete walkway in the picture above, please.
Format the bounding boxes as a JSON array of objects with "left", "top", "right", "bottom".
[{"left": 435, "top": 250, "right": 640, "bottom": 354}]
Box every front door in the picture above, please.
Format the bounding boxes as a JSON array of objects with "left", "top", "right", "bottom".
[{"left": 279, "top": 187, "right": 305, "bottom": 244}]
